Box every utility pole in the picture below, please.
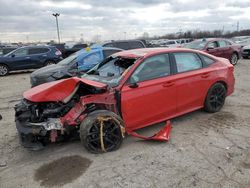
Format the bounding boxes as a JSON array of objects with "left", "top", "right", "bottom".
[
  {"left": 52, "top": 13, "right": 61, "bottom": 43},
  {"left": 237, "top": 21, "right": 239, "bottom": 32}
]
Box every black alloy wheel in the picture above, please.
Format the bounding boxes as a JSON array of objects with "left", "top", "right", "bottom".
[
  {"left": 80, "top": 110, "right": 124, "bottom": 154},
  {"left": 204, "top": 83, "right": 227, "bottom": 113}
]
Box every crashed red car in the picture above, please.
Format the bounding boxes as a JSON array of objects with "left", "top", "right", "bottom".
[{"left": 15, "top": 48, "right": 235, "bottom": 153}]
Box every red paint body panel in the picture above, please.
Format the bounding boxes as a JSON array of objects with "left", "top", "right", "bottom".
[
  {"left": 23, "top": 77, "right": 107, "bottom": 102},
  {"left": 127, "top": 121, "right": 171, "bottom": 141}
]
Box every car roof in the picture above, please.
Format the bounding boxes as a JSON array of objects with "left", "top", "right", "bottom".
[{"left": 113, "top": 47, "right": 208, "bottom": 59}]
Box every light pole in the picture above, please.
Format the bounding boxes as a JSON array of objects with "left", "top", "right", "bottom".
[{"left": 52, "top": 13, "right": 61, "bottom": 43}]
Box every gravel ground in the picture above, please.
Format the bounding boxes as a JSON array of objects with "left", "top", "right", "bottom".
[{"left": 0, "top": 60, "right": 250, "bottom": 188}]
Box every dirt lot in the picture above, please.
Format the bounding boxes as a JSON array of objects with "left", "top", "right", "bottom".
[{"left": 0, "top": 60, "right": 250, "bottom": 188}]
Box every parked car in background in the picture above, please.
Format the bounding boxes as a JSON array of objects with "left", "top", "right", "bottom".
[
  {"left": 62, "top": 43, "right": 88, "bottom": 58},
  {"left": 184, "top": 38, "right": 241, "bottom": 65},
  {"left": 159, "top": 40, "right": 181, "bottom": 48},
  {"left": 0, "top": 46, "right": 62, "bottom": 76},
  {"left": 242, "top": 45, "right": 250, "bottom": 59},
  {"left": 30, "top": 47, "right": 122, "bottom": 87},
  {"left": 99, "top": 40, "right": 146, "bottom": 50},
  {"left": 178, "top": 38, "right": 193, "bottom": 45},
  {"left": 0, "top": 47, "right": 17, "bottom": 56},
  {"left": 50, "top": 43, "right": 89, "bottom": 58},
  {"left": 15, "top": 48, "right": 235, "bottom": 152}
]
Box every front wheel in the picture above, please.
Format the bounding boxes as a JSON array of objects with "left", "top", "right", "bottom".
[
  {"left": 230, "top": 53, "right": 238, "bottom": 65},
  {"left": 80, "top": 110, "right": 124, "bottom": 154},
  {"left": 204, "top": 83, "right": 227, "bottom": 113},
  {"left": 0, "top": 64, "right": 9, "bottom": 76}
]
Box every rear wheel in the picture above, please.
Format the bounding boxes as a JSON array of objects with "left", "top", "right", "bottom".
[
  {"left": 230, "top": 53, "right": 238, "bottom": 65},
  {"left": 204, "top": 83, "right": 227, "bottom": 113},
  {"left": 80, "top": 110, "right": 124, "bottom": 154},
  {"left": 0, "top": 64, "right": 9, "bottom": 76}
]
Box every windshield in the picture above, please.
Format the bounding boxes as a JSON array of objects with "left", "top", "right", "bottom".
[
  {"left": 57, "top": 53, "right": 78, "bottom": 65},
  {"left": 82, "top": 56, "right": 137, "bottom": 87},
  {"left": 184, "top": 40, "right": 207, "bottom": 50},
  {"left": 4, "top": 48, "right": 18, "bottom": 57}
]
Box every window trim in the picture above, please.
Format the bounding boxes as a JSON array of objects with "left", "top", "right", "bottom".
[
  {"left": 197, "top": 53, "right": 216, "bottom": 67},
  {"left": 28, "top": 47, "right": 51, "bottom": 56},
  {"left": 171, "top": 52, "right": 204, "bottom": 74},
  {"left": 127, "top": 53, "right": 173, "bottom": 84}
]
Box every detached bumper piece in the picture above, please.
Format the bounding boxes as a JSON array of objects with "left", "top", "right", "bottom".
[{"left": 127, "top": 120, "right": 171, "bottom": 141}]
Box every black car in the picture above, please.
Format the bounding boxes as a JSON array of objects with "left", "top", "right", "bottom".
[
  {"left": 0, "top": 46, "right": 62, "bottom": 76},
  {"left": 30, "top": 47, "right": 122, "bottom": 87},
  {"left": 101, "top": 40, "right": 146, "bottom": 50}
]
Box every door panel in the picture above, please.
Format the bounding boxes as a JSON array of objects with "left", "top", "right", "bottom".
[
  {"left": 172, "top": 52, "right": 215, "bottom": 114},
  {"left": 6, "top": 48, "right": 31, "bottom": 70},
  {"left": 121, "top": 77, "right": 177, "bottom": 130},
  {"left": 121, "top": 53, "right": 176, "bottom": 130},
  {"left": 175, "top": 68, "right": 215, "bottom": 114}
]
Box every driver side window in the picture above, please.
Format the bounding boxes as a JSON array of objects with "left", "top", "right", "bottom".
[
  {"left": 130, "top": 54, "right": 170, "bottom": 83},
  {"left": 13, "top": 48, "right": 28, "bottom": 57}
]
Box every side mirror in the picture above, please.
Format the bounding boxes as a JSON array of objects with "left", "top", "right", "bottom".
[
  {"left": 11, "top": 54, "right": 15, "bottom": 58},
  {"left": 128, "top": 82, "right": 138, "bottom": 88},
  {"left": 128, "top": 77, "right": 138, "bottom": 88},
  {"left": 207, "top": 47, "right": 214, "bottom": 51}
]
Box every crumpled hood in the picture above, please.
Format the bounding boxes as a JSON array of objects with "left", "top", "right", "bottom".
[{"left": 23, "top": 77, "right": 107, "bottom": 103}]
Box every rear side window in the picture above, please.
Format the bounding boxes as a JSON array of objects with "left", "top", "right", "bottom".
[
  {"left": 166, "top": 41, "right": 175, "bottom": 45},
  {"left": 174, "top": 52, "right": 202, "bottom": 73},
  {"left": 130, "top": 54, "right": 170, "bottom": 83},
  {"left": 103, "top": 49, "right": 121, "bottom": 58},
  {"left": 200, "top": 54, "right": 215, "bottom": 65},
  {"left": 114, "top": 42, "right": 130, "bottom": 50},
  {"left": 129, "top": 41, "right": 144, "bottom": 49},
  {"left": 218, "top": 40, "right": 227, "bottom": 47},
  {"left": 29, "top": 48, "right": 49, "bottom": 55}
]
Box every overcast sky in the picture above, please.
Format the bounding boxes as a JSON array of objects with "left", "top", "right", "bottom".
[{"left": 0, "top": 0, "right": 250, "bottom": 43}]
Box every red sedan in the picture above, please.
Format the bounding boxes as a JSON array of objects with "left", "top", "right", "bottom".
[
  {"left": 15, "top": 48, "right": 235, "bottom": 153},
  {"left": 184, "top": 38, "right": 241, "bottom": 65}
]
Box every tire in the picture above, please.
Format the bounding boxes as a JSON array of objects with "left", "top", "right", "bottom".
[
  {"left": 0, "top": 64, "right": 9, "bottom": 76},
  {"left": 80, "top": 110, "right": 124, "bottom": 154},
  {"left": 230, "top": 53, "right": 238, "bottom": 65},
  {"left": 44, "top": 60, "right": 55, "bottom": 66},
  {"left": 204, "top": 83, "right": 227, "bottom": 113}
]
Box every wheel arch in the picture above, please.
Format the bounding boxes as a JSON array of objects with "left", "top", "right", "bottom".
[{"left": 0, "top": 63, "right": 10, "bottom": 70}]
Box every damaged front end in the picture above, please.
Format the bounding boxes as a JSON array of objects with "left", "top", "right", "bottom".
[
  {"left": 15, "top": 98, "right": 79, "bottom": 150},
  {"left": 14, "top": 77, "right": 111, "bottom": 150}
]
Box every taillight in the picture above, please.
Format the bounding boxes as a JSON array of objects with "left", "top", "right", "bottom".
[{"left": 55, "top": 49, "right": 62, "bottom": 56}]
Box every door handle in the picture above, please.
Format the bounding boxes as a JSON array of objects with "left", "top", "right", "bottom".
[
  {"left": 25, "top": 57, "right": 30, "bottom": 59},
  {"left": 162, "top": 81, "right": 174, "bottom": 87},
  {"left": 201, "top": 73, "right": 209, "bottom": 78}
]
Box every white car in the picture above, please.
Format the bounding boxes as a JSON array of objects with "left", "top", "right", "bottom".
[
  {"left": 242, "top": 45, "right": 250, "bottom": 59},
  {"left": 159, "top": 40, "right": 181, "bottom": 48}
]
